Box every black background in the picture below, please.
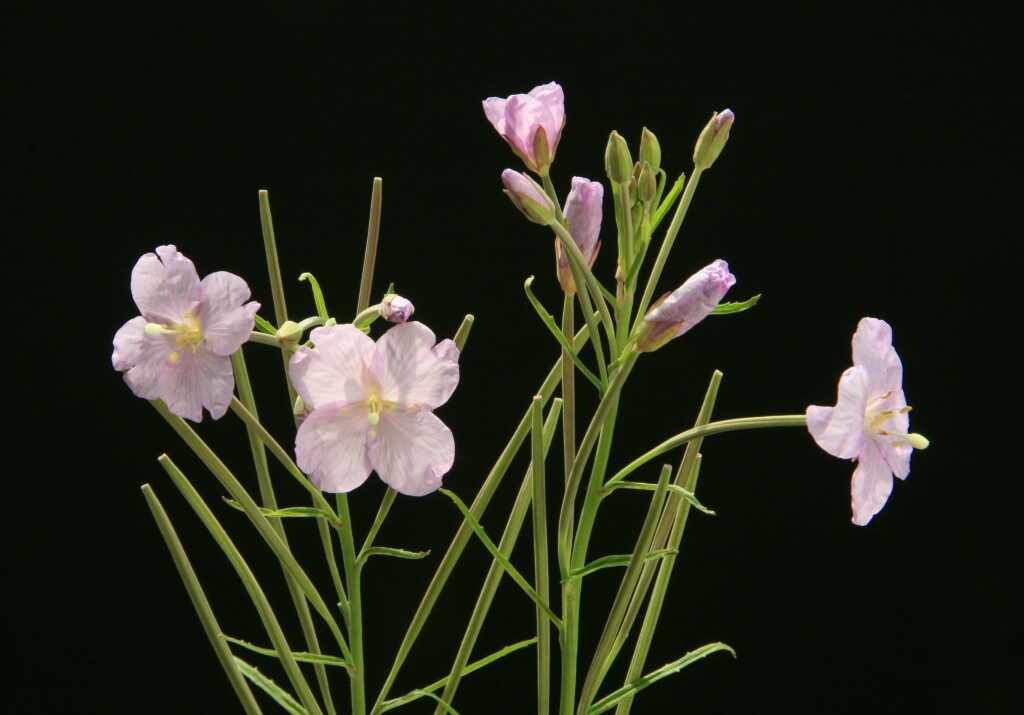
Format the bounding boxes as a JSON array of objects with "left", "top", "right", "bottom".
[{"left": 7, "top": 2, "right": 1020, "bottom": 713}]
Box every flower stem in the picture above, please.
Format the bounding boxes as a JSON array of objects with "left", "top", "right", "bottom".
[
  {"left": 258, "top": 190, "right": 298, "bottom": 409},
  {"left": 336, "top": 495, "right": 366, "bottom": 715},
  {"left": 531, "top": 396, "right": 552, "bottom": 715},
  {"left": 356, "top": 178, "right": 383, "bottom": 315}
]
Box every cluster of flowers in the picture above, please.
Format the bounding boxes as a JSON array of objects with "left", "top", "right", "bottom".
[{"left": 112, "top": 83, "right": 926, "bottom": 525}]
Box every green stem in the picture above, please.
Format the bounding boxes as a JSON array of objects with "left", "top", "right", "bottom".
[
  {"left": 141, "top": 485, "right": 263, "bottom": 715},
  {"left": 551, "top": 220, "right": 616, "bottom": 349},
  {"left": 158, "top": 456, "right": 324, "bottom": 715},
  {"left": 231, "top": 352, "right": 337, "bottom": 714},
  {"left": 433, "top": 399, "right": 562, "bottom": 713},
  {"left": 606, "top": 414, "right": 807, "bottom": 486},
  {"left": 336, "top": 495, "right": 366, "bottom": 715},
  {"left": 359, "top": 488, "right": 397, "bottom": 560},
  {"left": 356, "top": 178, "right": 383, "bottom": 314},
  {"left": 258, "top": 190, "right": 298, "bottom": 409},
  {"left": 541, "top": 173, "right": 566, "bottom": 225},
  {"left": 631, "top": 167, "right": 703, "bottom": 331},
  {"left": 531, "top": 396, "right": 552, "bottom": 715},
  {"left": 371, "top": 327, "right": 592, "bottom": 714},
  {"left": 561, "top": 297, "right": 576, "bottom": 544}
]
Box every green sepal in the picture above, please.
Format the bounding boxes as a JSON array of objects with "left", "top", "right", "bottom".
[
  {"left": 233, "top": 657, "right": 308, "bottom": 715},
  {"left": 712, "top": 293, "right": 761, "bottom": 315},
  {"left": 360, "top": 546, "right": 430, "bottom": 561},
  {"left": 602, "top": 481, "right": 716, "bottom": 515},
  {"left": 224, "top": 635, "right": 351, "bottom": 668},
  {"left": 524, "top": 276, "right": 604, "bottom": 392},
  {"left": 253, "top": 313, "right": 277, "bottom": 335},
  {"left": 568, "top": 549, "right": 677, "bottom": 580},
  {"left": 298, "top": 273, "right": 330, "bottom": 320},
  {"left": 222, "top": 498, "right": 342, "bottom": 526}
]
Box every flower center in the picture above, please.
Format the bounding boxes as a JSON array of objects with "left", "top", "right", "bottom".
[
  {"left": 864, "top": 391, "right": 929, "bottom": 450},
  {"left": 146, "top": 313, "right": 204, "bottom": 364}
]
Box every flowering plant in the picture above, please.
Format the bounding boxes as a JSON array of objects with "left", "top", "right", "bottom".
[{"left": 114, "top": 82, "right": 927, "bottom": 714}]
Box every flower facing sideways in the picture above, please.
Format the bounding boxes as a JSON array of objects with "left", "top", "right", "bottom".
[
  {"left": 635, "top": 260, "right": 735, "bottom": 352},
  {"left": 112, "top": 245, "right": 259, "bottom": 422},
  {"left": 556, "top": 176, "right": 603, "bottom": 294},
  {"left": 483, "top": 82, "right": 565, "bottom": 175},
  {"left": 289, "top": 322, "right": 460, "bottom": 497},
  {"left": 807, "top": 318, "right": 929, "bottom": 525}
]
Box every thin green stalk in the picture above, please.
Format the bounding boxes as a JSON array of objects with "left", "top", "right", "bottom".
[
  {"left": 356, "top": 178, "right": 383, "bottom": 314},
  {"left": 158, "top": 456, "right": 324, "bottom": 715},
  {"left": 150, "top": 399, "right": 352, "bottom": 665},
  {"left": 336, "top": 495, "right": 366, "bottom": 715},
  {"left": 631, "top": 167, "right": 704, "bottom": 330},
  {"left": 531, "top": 396, "right": 552, "bottom": 715},
  {"left": 434, "top": 399, "right": 562, "bottom": 714},
  {"left": 541, "top": 173, "right": 566, "bottom": 225},
  {"left": 258, "top": 190, "right": 298, "bottom": 408},
  {"left": 550, "top": 220, "right": 616, "bottom": 349},
  {"left": 561, "top": 296, "right": 576, "bottom": 544},
  {"left": 141, "top": 485, "right": 263, "bottom": 715},
  {"left": 605, "top": 414, "right": 808, "bottom": 486},
  {"left": 231, "top": 352, "right": 337, "bottom": 714},
  {"left": 604, "top": 372, "right": 722, "bottom": 687},
  {"left": 370, "top": 328, "right": 591, "bottom": 714},
  {"left": 359, "top": 488, "right": 397, "bottom": 560},
  {"left": 576, "top": 466, "right": 671, "bottom": 715}
]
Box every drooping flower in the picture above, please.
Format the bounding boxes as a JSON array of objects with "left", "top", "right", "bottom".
[
  {"left": 289, "top": 322, "right": 460, "bottom": 497},
  {"left": 112, "top": 245, "right": 259, "bottom": 422},
  {"left": 635, "top": 260, "right": 735, "bottom": 352},
  {"left": 693, "top": 109, "right": 735, "bottom": 170},
  {"left": 502, "top": 169, "right": 556, "bottom": 225},
  {"left": 483, "top": 82, "right": 565, "bottom": 175},
  {"left": 806, "top": 318, "right": 929, "bottom": 525},
  {"left": 380, "top": 294, "right": 414, "bottom": 323},
  {"left": 556, "top": 176, "right": 603, "bottom": 293}
]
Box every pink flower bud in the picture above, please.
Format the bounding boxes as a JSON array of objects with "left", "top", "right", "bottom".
[
  {"left": 692, "top": 109, "right": 735, "bottom": 170},
  {"left": 502, "top": 169, "right": 555, "bottom": 225},
  {"left": 556, "top": 177, "right": 603, "bottom": 293},
  {"left": 483, "top": 83, "right": 565, "bottom": 176},
  {"left": 635, "top": 259, "right": 735, "bottom": 352},
  {"left": 380, "top": 294, "right": 414, "bottom": 323}
]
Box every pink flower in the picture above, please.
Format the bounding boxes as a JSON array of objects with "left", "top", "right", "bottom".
[
  {"left": 483, "top": 82, "right": 565, "bottom": 175},
  {"left": 807, "top": 318, "right": 929, "bottom": 525},
  {"left": 112, "top": 245, "right": 259, "bottom": 422},
  {"left": 502, "top": 169, "right": 555, "bottom": 225},
  {"left": 556, "top": 177, "right": 603, "bottom": 293},
  {"left": 380, "top": 294, "right": 414, "bottom": 323},
  {"left": 289, "top": 322, "right": 460, "bottom": 496},
  {"left": 693, "top": 109, "right": 735, "bottom": 170},
  {"left": 635, "top": 260, "right": 735, "bottom": 352}
]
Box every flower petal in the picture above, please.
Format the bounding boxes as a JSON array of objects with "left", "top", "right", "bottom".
[
  {"left": 159, "top": 347, "right": 235, "bottom": 421},
  {"left": 295, "top": 404, "right": 373, "bottom": 493},
  {"left": 806, "top": 366, "right": 869, "bottom": 459},
  {"left": 375, "top": 322, "right": 460, "bottom": 410},
  {"left": 851, "top": 441, "right": 895, "bottom": 525},
  {"left": 198, "top": 271, "right": 260, "bottom": 355},
  {"left": 290, "top": 325, "right": 375, "bottom": 409},
  {"left": 131, "top": 245, "right": 202, "bottom": 324},
  {"left": 369, "top": 411, "right": 454, "bottom": 496},
  {"left": 852, "top": 318, "right": 903, "bottom": 397},
  {"left": 113, "top": 316, "right": 172, "bottom": 399}
]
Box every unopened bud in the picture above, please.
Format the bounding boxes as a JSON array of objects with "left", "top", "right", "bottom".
[
  {"left": 380, "top": 294, "right": 414, "bottom": 323},
  {"left": 638, "top": 162, "right": 657, "bottom": 203},
  {"left": 502, "top": 169, "right": 555, "bottom": 225},
  {"left": 692, "top": 109, "right": 734, "bottom": 170},
  {"left": 639, "top": 128, "right": 661, "bottom": 172},
  {"left": 635, "top": 259, "right": 735, "bottom": 352},
  {"left": 276, "top": 320, "right": 303, "bottom": 346},
  {"left": 605, "top": 131, "right": 633, "bottom": 184}
]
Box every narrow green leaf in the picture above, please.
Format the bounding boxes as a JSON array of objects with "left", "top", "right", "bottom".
[
  {"left": 603, "top": 481, "right": 716, "bottom": 516},
  {"left": 254, "top": 314, "right": 277, "bottom": 335},
  {"left": 234, "top": 657, "right": 309, "bottom": 715},
  {"left": 712, "top": 293, "right": 761, "bottom": 314},
  {"left": 588, "top": 642, "right": 736, "bottom": 714},
  {"left": 650, "top": 173, "right": 685, "bottom": 231},
  {"left": 299, "top": 273, "right": 330, "bottom": 320},
  {"left": 222, "top": 498, "right": 340, "bottom": 522},
  {"left": 523, "top": 277, "right": 603, "bottom": 391},
  {"left": 439, "top": 489, "right": 563, "bottom": 631},
  {"left": 223, "top": 635, "right": 351, "bottom": 667},
  {"left": 569, "top": 549, "right": 677, "bottom": 580},
  {"left": 360, "top": 547, "right": 430, "bottom": 561}
]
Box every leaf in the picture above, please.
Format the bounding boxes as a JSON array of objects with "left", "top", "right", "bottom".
[
  {"left": 299, "top": 272, "right": 330, "bottom": 320},
  {"left": 568, "top": 549, "right": 678, "bottom": 580},
  {"left": 712, "top": 294, "right": 761, "bottom": 315},
  {"left": 234, "top": 657, "right": 309, "bottom": 715},
  {"left": 587, "top": 642, "right": 736, "bottom": 714},
  {"left": 523, "top": 276, "right": 603, "bottom": 391},
  {"left": 603, "top": 481, "right": 716, "bottom": 516},
  {"left": 222, "top": 498, "right": 341, "bottom": 524},
  {"left": 360, "top": 546, "right": 430, "bottom": 561},
  {"left": 223, "top": 635, "right": 351, "bottom": 668},
  {"left": 253, "top": 314, "right": 277, "bottom": 335}
]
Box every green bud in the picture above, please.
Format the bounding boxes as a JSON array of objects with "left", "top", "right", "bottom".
[
  {"left": 605, "top": 130, "right": 633, "bottom": 184},
  {"left": 692, "top": 109, "right": 735, "bottom": 170},
  {"left": 639, "top": 128, "right": 661, "bottom": 171},
  {"left": 638, "top": 162, "right": 657, "bottom": 203},
  {"left": 276, "top": 320, "right": 303, "bottom": 346}
]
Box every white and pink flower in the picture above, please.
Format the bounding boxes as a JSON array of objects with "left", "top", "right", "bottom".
[
  {"left": 807, "top": 318, "right": 929, "bottom": 525},
  {"left": 483, "top": 82, "right": 565, "bottom": 175},
  {"left": 112, "top": 245, "right": 259, "bottom": 422},
  {"left": 290, "top": 322, "right": 460, "bottom": 497}
]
